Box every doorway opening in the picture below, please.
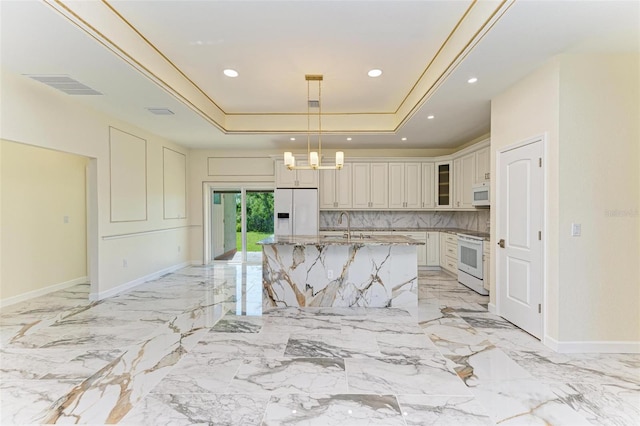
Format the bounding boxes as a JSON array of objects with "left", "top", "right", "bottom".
[{"left": 210, "top": 188, "right": 274, "bottom": 263}]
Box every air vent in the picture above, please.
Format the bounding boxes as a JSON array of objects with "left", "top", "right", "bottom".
[
  {"left": 308, "top": 100, "right": 320, "bottom": 108},
  {"left": 146, "top": 108, "right": 175, "bottom": 116},
  {"left": 25, "top": 75, "right": 102, "bottom": 95}
]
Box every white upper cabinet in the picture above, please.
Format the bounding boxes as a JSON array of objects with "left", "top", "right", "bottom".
[
  {"left": 319, "top": 163, "right": 352, "bottom": 209},
  {"left": 405, "top": 163, "right": 422, "bottom": 209},
  {"left": 309, "top": 139, "right": 489, "bottom": 210},
  {"left": 369, "top": 163, "right": 389, "bottom": 209},
  {"left": 275, "top": 159, "right": 318, "bottom": 188},
  {"left": 352, "top": 163, "right": 371, "bottom": 209},
  {"left": 435, "top": 161, "right": 453, "bottom": 208},
  {"left": 388, "top": 163, "right": 404, "bottom": 209},
  {"left": 421, "top": 162, "right": 435, "bottom": 209},
  {"left": 352, "top": 162, "right": 388, "bottom": 209},
  {"left": 388, "top": 163, "right": 422, "bottom": 209},
  {"left": 454, "top": 153, "right": 475, "bottom": 209},
  {"left": 475, "top": 146, "right": 490, "bottom": 183}
]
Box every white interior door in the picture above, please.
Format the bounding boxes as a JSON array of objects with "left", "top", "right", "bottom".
[{"left": 497, "top": 139, "right": 544, "bottom": 338}]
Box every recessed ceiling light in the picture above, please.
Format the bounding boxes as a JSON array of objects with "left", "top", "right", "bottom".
[
  {"left": 467, "top": 77, "right": 478, "bottom": 84},
  {"left": 290, "top": 137, "right": 296, "bottom": 141},
  {"left": 427, "top": 115, "right": 435, "bottom": 119},
  {"left": 401, "top": 137, "right": 407, "bottom": 141},
  {"left": 223, "top": 69, "right": 238, "bottom": 78},
  {"left": 347, "top": 137, "right": 352, "bottom": 141},
  {"left": 368, "top": 69, "right": 383, "bottom": 78}
]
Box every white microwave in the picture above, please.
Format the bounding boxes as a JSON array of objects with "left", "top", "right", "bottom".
[{"left": 472, "top": 183, "right": 490, "bottom": 207}]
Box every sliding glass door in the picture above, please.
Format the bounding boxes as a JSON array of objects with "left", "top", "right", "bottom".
[{"left": 211, "top": 188, "right": 273, "bottom": 263}]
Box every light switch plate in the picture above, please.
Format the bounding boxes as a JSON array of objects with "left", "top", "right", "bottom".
[{"left": 571, "top": 223, "right": 581, "bottom": 237}]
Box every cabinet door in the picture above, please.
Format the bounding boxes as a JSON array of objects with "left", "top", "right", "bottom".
[
  {"left": 426, "top": 232, "right": 440, "bottom": 266},
  {"left": 275, "top": 159, "right": 296, "bottom": 188},
  {"left": 352, "top": 163, "right": 371, "bottom": 209},
  {"left": 475, "top": 146, "right": 490, "bottom": 183},
  {"left": 455, "top": 153, "right": 475, "bottom": 209},
  {"left": 402, "top": 232, "right": 426, "bottom": 266},
  {"left": 296, "top": 168, "right": 319, "bottom": 188},
  {"left": 435, "top": 161, "right": 452, "bottom": 208},
  {"left": 335, "top": 163, "right": 352, "bottom": 208},
  {"left": 319, "top": 169, "right": 336, "bottom": 209},
  {"left": 421, "top": 162, "right": 435, "bottom": 209},
  {"left": 369, "top": 163, "right": 389, "bottom": 209},
  {"left": 405, "top": 162, "right": 422, "bottom": 209},
  {"left": 439, "top": 232, "right": 448, "bottom": 268},
  {"left": 483, "top": 245, "right": 490, "bottom": 291},
  {"left": 388, "top": 163, "right": 405, "bottom": 209}
]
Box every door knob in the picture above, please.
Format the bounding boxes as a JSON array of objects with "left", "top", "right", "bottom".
[{"left": 498, "top": 239, "right": 505, "bottom": 248}]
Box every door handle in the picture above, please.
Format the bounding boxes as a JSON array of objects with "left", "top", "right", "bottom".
[{"left": 498, "top": 239, "right": 505, "bottom": 248}]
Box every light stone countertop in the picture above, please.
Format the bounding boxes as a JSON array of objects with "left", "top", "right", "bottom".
[
  {"left": 257, "top": 234, "right": 425, "bottom": 246},
  {"left": 319, "top": 227, "right": 490, "bottom": 241}
]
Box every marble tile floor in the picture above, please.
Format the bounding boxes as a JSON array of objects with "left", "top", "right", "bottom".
[{"left": 0, "top": 266, "right": 638, "bottom": 425}]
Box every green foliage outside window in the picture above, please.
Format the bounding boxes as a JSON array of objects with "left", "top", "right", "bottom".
[{"left": 236, "top": 192, "right": 274, "bottom": 233}]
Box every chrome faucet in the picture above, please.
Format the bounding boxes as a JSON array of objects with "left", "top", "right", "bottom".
[{"left": 338, "top": 211, "right": 351, "bottom": 239}]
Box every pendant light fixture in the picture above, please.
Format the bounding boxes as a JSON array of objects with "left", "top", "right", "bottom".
[{"left": 284, "top": 74, "right": 344, "bottom": 170}]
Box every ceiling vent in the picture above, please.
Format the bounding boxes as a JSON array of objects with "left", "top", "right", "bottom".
[
  {"left": 146, "top": 108, "right": 175, "bottom": 115},
  {"left": 25, "top": 75, "right": 102, "bottom": 95},
  {"left": 308, "top": 100, "right": 320, "bottom": 108}
]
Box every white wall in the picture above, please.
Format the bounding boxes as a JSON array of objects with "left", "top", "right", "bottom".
[
  {"left": 490, "top": 58, "right": 561, "bottom": 339},
  {"left": 0, "top": 70, "right": 190, "bottom": 302},
  {"left": 1, "top": 141, "right": 88, "bottom": 301},
  {"left": 491, "top": 54, "right": 640, "bottom": 348},
  {"left": 557, "top": 54, "right": 639, "bottom": 343}
]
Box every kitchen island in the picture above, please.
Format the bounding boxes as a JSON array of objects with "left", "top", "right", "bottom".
[{"left": 257, "top": 234, "right": 423, "bottom": 309}]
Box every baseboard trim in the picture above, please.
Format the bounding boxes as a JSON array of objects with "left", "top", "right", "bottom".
[
  {"left": 1, "top": 276, "right": 88, "bottom": 308},
  {"left": 487, "top": 302, "right": 497, "bottom": 314},
  {"left": 544, "top": 335, "right": 640, "bottom": 353},
  {"left": 89, "top": 261, "right": 192, "bottom": 301}
]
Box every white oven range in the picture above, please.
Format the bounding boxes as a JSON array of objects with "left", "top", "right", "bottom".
[{"left": 457, "top": 233, "right": 488, "bottom": 295}]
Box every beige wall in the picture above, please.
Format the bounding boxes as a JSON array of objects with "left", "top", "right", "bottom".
[
  {"left": 491, "top": 53, "right": 640, "bottom": 346},
  {"left": 490, "top": 58, "right": 561, "bottom": 339},
  {"left": 1, "top": 141, "right": 88, "bottom": 300},
  {"left": 0, "top": 70, "right": 190, "bottom": 301},
  {"left": 557, "top": 54, "right": 639, "bottom": 342}
]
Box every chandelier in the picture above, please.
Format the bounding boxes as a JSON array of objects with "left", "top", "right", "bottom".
[{"left": 284, "top": 74, "right": 344, "bottom": 170}]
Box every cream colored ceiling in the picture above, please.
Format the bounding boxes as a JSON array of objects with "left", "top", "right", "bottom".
[{"left": 1, "top": 1, "right": 638, "bottom": 150}]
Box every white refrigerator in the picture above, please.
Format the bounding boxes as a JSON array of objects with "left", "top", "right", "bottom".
[{"left": 274, "top": 188, "right": 318, "bottom": 236}]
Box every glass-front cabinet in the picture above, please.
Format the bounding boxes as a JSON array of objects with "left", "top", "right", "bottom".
[{"left": 435, "top": 161, "right": 452, "bottom": 208}]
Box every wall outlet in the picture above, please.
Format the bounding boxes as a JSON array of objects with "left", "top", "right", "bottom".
[
  {"left": 63, "top": 216, "right": 69, "bottom": 224},
  {"left": 327, "top": 270, "right": 333, "bottom": 279},
  {"left": 122, "top": 259, "right": 128, "bottom": 268},
  {"left": 178, "top": 245, "right": 181, "bottom": 252}
]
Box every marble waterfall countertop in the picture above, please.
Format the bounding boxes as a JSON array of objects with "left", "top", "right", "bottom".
[
  {"left": 319, "top": 227, "right": 490, "bottom": 241},
  {"left": 257, "top": 234, "right": 424, "bottom": 246}
]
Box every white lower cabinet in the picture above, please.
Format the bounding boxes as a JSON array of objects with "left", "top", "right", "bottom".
[
  {"left": 483, "top": 243, "right": 490, "bottom": 292},
  {"left": 399, "top": 231, "right": 427, "bottom": 266},
  {"left": 439, "top": 232, "right": 458, "bottom": 274},
  {"left": 426, "top": 232, "right": 440, "bottom": 266}
]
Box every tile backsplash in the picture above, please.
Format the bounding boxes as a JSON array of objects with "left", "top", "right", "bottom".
[{"left": 320, "top": 210, "right": 490, "bottom": 232}]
